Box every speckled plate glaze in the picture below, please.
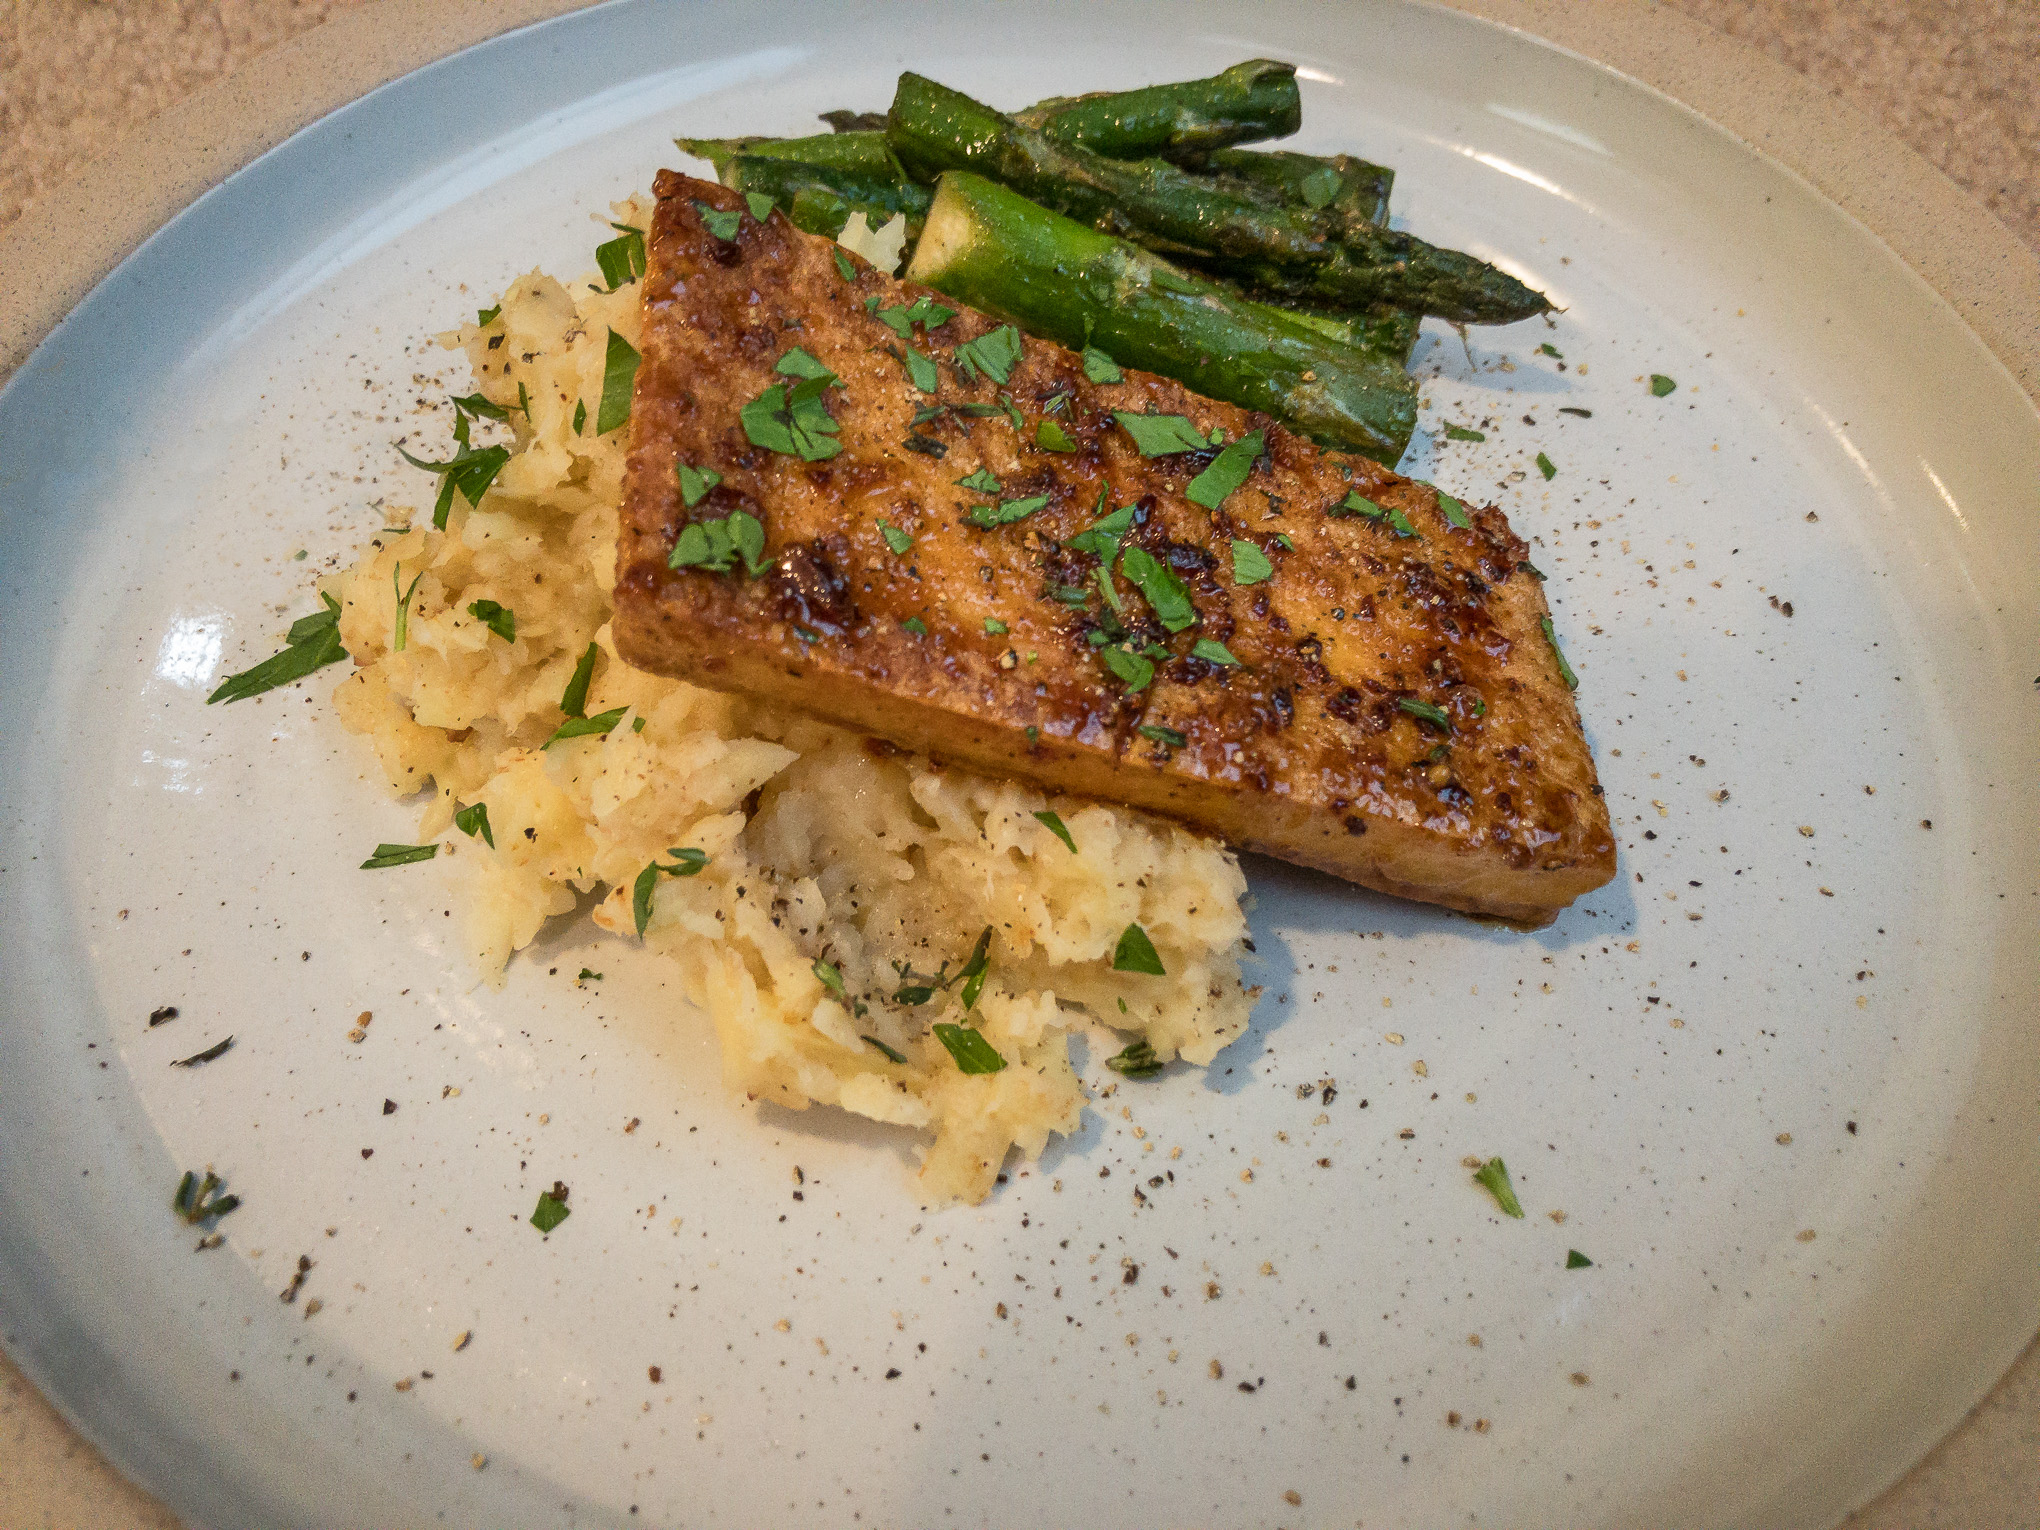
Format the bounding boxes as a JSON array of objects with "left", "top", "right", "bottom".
[{"left": 2, "top": 3, "right": 2036, "bottom": 1528}]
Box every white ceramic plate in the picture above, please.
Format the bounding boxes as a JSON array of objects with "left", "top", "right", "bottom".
[{"left": 2, "top": 3, "right": 2036, "bottom": 1527}]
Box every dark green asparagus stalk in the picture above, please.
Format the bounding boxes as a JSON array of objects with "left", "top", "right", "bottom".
[
  {"left": 1015, "top": 59, "right": 1301, "bottom": 160},
  {"left": 1196, "top": 147, "right": 1394, "bottom": 231},
  {"left": 906, "top": 171, "right": 1416, "bottom": 465},
  {"left": 721, "top": 155, "right": 933, "bottom": 235},
  {"left": 676, "top": 131, "right": 898, "bottom": 179},
  {"left": 888, "top": 73, "right": 1549, "bottom": 326}
]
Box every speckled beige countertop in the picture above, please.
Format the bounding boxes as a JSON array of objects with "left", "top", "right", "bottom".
[{"left": 1, "top": 3, "right": 2035, "bottom": 1527}]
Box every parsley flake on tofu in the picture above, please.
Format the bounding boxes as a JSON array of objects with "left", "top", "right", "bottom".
[
  {"left": 1101, "top": 647, "right": 1155, "bottom": 692},
  {"left": 676, "top": 462, "right": 722, "bottom": 507},
  {"left": 873, "top": 296, "right": 957, "bottom": 339},
  {"left": 983, "top": 617, "right": 1008, "bottom": 635},
  {"left": 671, "top": 511, "right": 771, "bottom": 576},
  {"left": 1119, "top": 547, "right": 1197, "bottom": 631},
  {"left": 1334, "top": 490, "right": 1416, "bottom": 537},
  {"left": 1540, "top": 616, "right": 1580, "bottom": 690},
  {"left": 1113, "top": 411, "right": 1215, "bottom": 456},
  {"left": 1186, "top": 430, "right": 1263, "bottom": 509},
  {"left": 1106, "top": 1039, "right": 1164, "bottom": 1078},
  {"left": 902, "top": 345, "right": 939, "bottom": 394},
  {"left": 206, "top": 592, "right": 348, "bottom": 705},
  {"left": 1137, "top": 723, "right": 1187, "bottom": 748},
  {"left": 1112, "top": 923, "right": 1166, "bottom": 975},
  {"left": 965, "top": 494, "right": 1049, "bottom": 529},
  {"left": 530, "top": 1182, "right": 571, "bottom": 1233},
  {"left": 933, "top": 1022, "right": 1006, "bottom": 1075},
  {"left": 596, "top": 330, "right": 640, "bottom": 435},
  {"left": 741, "top": 351, "right": 843, "bottom": 461},
  {"left": 952, "top": 324, "right": 1023, "bottom": 384},
  {"left": 879, "top": 520, "right": 914, "bottom": 555},
  {"left": 632, "top": 848, "right": 709, "bottom": 936},
  {"left": 900, "top": 616, "right": 929, "bottom": 636},
  {"left": 744, "top": 190, "right": 775, "bottom": 223},
  {"left": 832, "top": 247, "right": 858, "bottom": 282},
  {"left": 1063, "top": 502, "right": 1135, "bottom": 560},
  {"left": 1035, "top": 419, "right": 1078, "bottom": 453},
  {"left": 594, "top": 223, "right": 646, "bottom": 292},
  {"left": 468, "top": 598, "right": 515, "bottom": 645},
  {"left": 1191, "top": 638, "right": 1240, "bottom": 666},
  {"left": 1230, "top": 539, "right": 1274, "bottom": 585},
  {"left": 1081, "top": 346, "right": 1123, "bottom": 384},
  {"left": 1398, "top": 697, "right": 1451, "bottom": 731},
  {"left": 1437, "top": 492, "right": 1472, "bottom": 529},
  {"left": 1473, "top": 1157, "right": 1525, "bottom": 1217},
  {"left": 454, "top": 801, "right": 495, "bottom": 848},
  {"left": 1032, "top": 810, "right": 1076, "bottom": 853},
  {"left": 693, "top": 200, "right": 742, "bottom": 241},
  {"left": 361, "top": 842, "right": 438, "bottom": 869},
  {"left": 954, "top": 467, "right": 1001, "bottom": 494}
]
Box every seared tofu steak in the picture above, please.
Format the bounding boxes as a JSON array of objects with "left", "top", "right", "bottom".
[{"left": 614, "top": 171, "right": 1614, "bottom": 924}]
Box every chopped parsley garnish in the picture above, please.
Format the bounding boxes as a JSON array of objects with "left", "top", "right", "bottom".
[
  {"left": 450, "top": 390, "right": 513, "bottom": 421},
  {"left": 1094, "top": 562, "right": 1125, "bottom": 615},
  {"left": 903, "top": 433, "right": 945, "bottom": 457},
  {"left": 956, "top": 927, "right": 993, "bottom": 1011},
  {"left": 1649, "top": 374, "right": 1677, "bottom": 397},
  {"left": 1472, "top": 1156, "right": 1525, "bottom": 1218},
  {"left": 1230, "top": 539, "right": 1274, "bottom": 585},
  {"left": 1186, "top": 430, "right": 1263, "bottom": 509},
  {"left": 965, "top": 494, "right": 1049, "bottom": 529},
  {"left": 476, "top": 305, "right": 502, "bottom": 326},
  {"left": 933, "top": 1022, "right": 1006, "bottom": 1074},
  {"left": 172, "top": 1036, "right": 234, "bottom": 1067},
  {"left": 578, "top": 969, "right": 602, "bottom": 982},
  {"left": 900, "top": 616, "right": 929, "bottom": 636},
  {"left": 454, "top": 801, "right": 494, "bottom": 848},
  {"left": 1444, "top": 424, "right": 1486, "bottom": 442},
  {"left": 954, "top": 467, "right": 1001, "bottom": 494},
  {"left": 1191, "top": 638, "right": 1239, "bottom": 666},
  {"left": 862, "top": 1034, "right": 907, "bottom": 1064},
  {"left": 206, "top": 592, "right": 347, "bottom": 704},
  {"left": 360, "top": 842, "right": 438, "bottom": 869},
  {"left": 1119, "top": 547, "right": 1197, "bottom": 631},
  {"left": 1437, "top": 492, "right": 1472, "bottom": 529},
  {"left": 902, "top": 346, "right": 939, "bottom": 394},
  {"left": 1334, "top": 491, "right": 1416, "bottom": 537},
  {"left": 1398, "top": 697, "right": 1451, "bottom": 731},
  {"left": 468, "top": 598, "right": 515, "bottom": 644},
  {"left": 873, "top": 296, "right": 956, "bottom": 339},
  {"left": 632, "top": 847, "right": 708, "bottom": 936},
  {"left": 1063, "top": 502, "right": 1136, "bottom": 560},
  {"left": 573, "top": 399, "right": 587, "bottom": 434},
  {"left": 396, "top": 394, "right": 512, "bottom": 530},
  {"left": 1032, "top": 810, "right": 1076, "bottom": 853},
  {"left": 744, "top": 190, "right": 775, "bottom": 223},
  {"left": 1299, "top": 165, "right": 1343, "bottom": 208},
  {"left": 544, "top": 705, "right": 630, "bottom": 747},
  {"left": 694, "top": 200, "right": 741, "bottom": 241},
  {"left": 1274, "top": 533, "right": 1294, "bottom": 549},
  {"left": 1540, "top": 615, "right": 1579, "bottom": 690},
  {"left": 1137, "top": 723, "right": 1187, "bottom": 748},
  {"left": 1559, "top": 406, "right": 1592, "bottom": 418},
  {"left": 983, "top": 618, "right": 1008, "bottom": 635},
  {"left": 741, "top": 352, "right": 842, "bottom": 460},
  {"left": 670, "top": 510, "right": 771, "bottom": 576},
  {"left": 1112, "top": 923, "right": 1166, "bottom": 975},
  {"left": 833, "top": 246, "right": 857, "bottom": 281},
  {"left": 173, "top": 1169, "right": 240, "bottom": 1225},
  {"left": 1566, "top": 1249, "right": 1593, "bottom": 1269},
  {"left": 878, "top": 520, "right": 914, "bottom": 555},
  {"left": 1536, "top": 451, "right": 1557, "bottom": 481},
  {"left": 560, "top": 641, "right": 598, "bottom": 718},
  {"left": 1113, "top": 411, "right": 1215, "bottom": 456},
  {"left": 1539, "top": 342, "right": 1562, "bottom": 358},
  {"left": 952, "top": 325, "right": 1023, "bottom": 384},
  {"left": 812, "top": 957, "right": 867, "bottom": 1016},
  {"left": 1081, "top": 346, "right": 1123, "bottom": 384},
  {"left": 1036, "top": 419, "right": 1078, "bottom": 453},
  {"left": 1101, "top": 647, "right": 1155, "bottom": 692},
  {"left": 1105, "top": 1039, "right": 1164, "bottom": 1078},
  {"left": 530, "top": 1183, "right": 571, "bottom": 1233},
  {"left": 676, "top": 462, "right": 722, "bottom": 507},
  {"left": 391, "top": 564, "right": 423, "bottom": 651},
  {"left": 1052, "top": 584, "right": 1091, "bottom": 608},
  {"left": 596, "top": 329, "right": 639, "bottom": 435},
  {"left": 595, "top": 222, "right": 646, "bottom": 291}
]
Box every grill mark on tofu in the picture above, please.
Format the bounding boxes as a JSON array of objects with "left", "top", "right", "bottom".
[{"left": 613, "top": 171, "right": 1615, "bottom": 923}]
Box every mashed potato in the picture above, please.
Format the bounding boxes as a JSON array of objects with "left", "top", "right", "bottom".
[{"left": 328, "top": 197, "right": 1252, "bottom": 1203}]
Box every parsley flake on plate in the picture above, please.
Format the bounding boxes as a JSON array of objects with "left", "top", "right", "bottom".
[
  {"left": 1473, "top": 1156, "right": 1525, "bottom": 1218},
  {"left": 360, "top": 842, "right": 438, "bottom": 869},
  {"left": 206, "top": 592, "right": 347, "bottom": 705},
  {"left": 530, "top": 1182, "right": 571, "bottom": 1233},
  {"left": 1105, "top": 1039, "right": 1164, "bottom": 1078},
  {"left": 1650, "top": 373, "right": 1677, "bottom": 397}
]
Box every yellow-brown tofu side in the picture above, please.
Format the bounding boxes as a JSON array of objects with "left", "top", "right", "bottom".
[{"left": 613, "top": 172, "right": 1615, "bottom": 924}]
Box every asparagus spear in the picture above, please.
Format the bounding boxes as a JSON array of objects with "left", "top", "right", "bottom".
[
  {"left": 1196, "top": 146, "right": 1394, "bottom": 231},
  {"left": 721, "top": 154, "right": 933, "bottom": 233},
  {"left": 888, "top": 73, "right": 1549, "bottom": 325},
  {"left": 907, "top": 171, "right": 1416, "bottom": 464},
  {"left": 676, "top": 131, "right": 897, "bottom": 179},
  {"left": 1015, "top": 59, "right": 1301, "bottom": 159}
]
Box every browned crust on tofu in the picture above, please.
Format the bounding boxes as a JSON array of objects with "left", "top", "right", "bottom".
[{"left": 614, "top": 172, "right": 1615, "bottom": 924}]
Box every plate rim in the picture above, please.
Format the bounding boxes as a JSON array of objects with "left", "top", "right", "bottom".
[{"left": 1, "top": 2, "right": 2035, "bottom": 1526}]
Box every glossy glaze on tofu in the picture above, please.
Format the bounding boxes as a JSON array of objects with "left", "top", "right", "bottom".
[{"left": 614, "top": 171, "right": 1614, "bottom": 923}]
